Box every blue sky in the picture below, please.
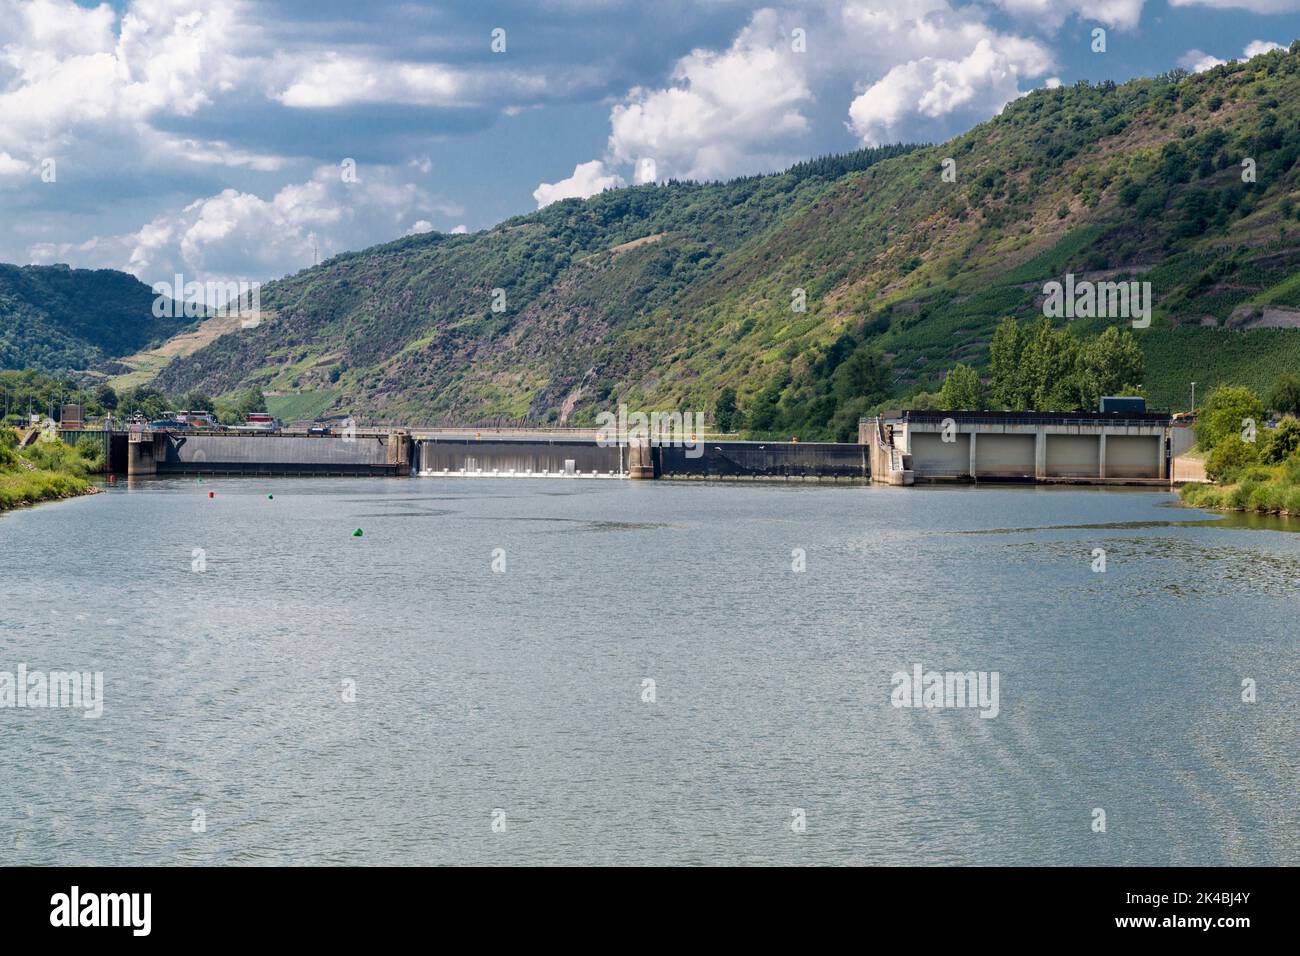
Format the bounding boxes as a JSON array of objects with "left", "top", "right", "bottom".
[{"left": 1, "top": 0, "right": 1298, "bottom": 290}]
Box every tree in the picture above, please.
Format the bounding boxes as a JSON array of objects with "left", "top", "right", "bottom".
[
  {"left": 1261, "top": 416, "right": 1300, "bottom": 464},
  {"left": 1196, "top": 385, "right": 1265, "bottom": 451},
  {"left": 831, "top": 345, "right": 890, "bottom": 407},
  {"left": 117, "top": 386, "right": 172, "bottom": 421},
  {"left": 1075, "top": 326, "right": 1145, "bottom": 411},
  {"left": 182, "top": 390, "right": 215, "bottom": 412},
  {"left": 1205, "top": 434, "right": 1259, "bottom": 482},
  {"left": 95, "top": 384, "right": 118, "bottom": 411},
  {"left": 1267, "top": 373, "right": 1300, "bottom": 416},
  {"left": 1020, "top": 317, "right": 1079, "bottom": 410},
  {"left": 988, "top": 316, "right": 1026, "bottom": 410},
  {"left": 713, "top": 387, "right": 738, "bottom": 432},
  {"left": 235, "top": 388, "right": 267, "bottom": 418},
  {"left": 937, "top": 363, "right": 985, "bottom": 410}
]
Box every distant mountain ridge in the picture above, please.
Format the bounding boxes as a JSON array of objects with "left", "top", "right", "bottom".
[{"left": 0, "top": 264, "right": 189, "bottom": 373}]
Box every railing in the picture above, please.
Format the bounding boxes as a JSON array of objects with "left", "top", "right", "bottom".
[{"left": 864, "top": 411, "right": 1170, "bottom": 428}]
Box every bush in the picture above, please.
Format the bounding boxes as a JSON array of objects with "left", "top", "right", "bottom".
[
  {"left": 1251, "top": 483, "right": 1286, "bottom": 512},
  {"left": 21, "top": 439, "right": 88, "bottom": 478},
  {"left": 74, "top": 436, "right": 104, "bottom": 471},
  {"left": 1227, "top": 482, "right": 1256, "bottom": 510},
  {"left": 1205, "top": 434, "right": 1259, "bottom": 482}
]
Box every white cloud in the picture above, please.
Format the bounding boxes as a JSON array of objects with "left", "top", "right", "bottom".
[
  {"left": 1243, "top": 40, "right": 1285, "bottom": 57},
  {"left": 1169, "top": 0, "right": 1300, "bottom": 11},
  {"left": 989, "top": 0, "right": 1146, "bottom": 31},
  {"left": 533, "top": 160, "right": 626, "bottom": 208},
  {"left": 275, "top": 55, "right": 462, "bottom": 109},
  {"left": 605, "top": 10, "right": 812, "bottom": 181},
  {"left": 0, "top": 151, "right": 29, "bottom": 176},
  {"left": 1180, "top": 39, "right": 1286, "bottom": 73},
  {"left": 29, "top": 166, "right": 460, "bottom": 288},
  {"left": 1180, "top": 49, "right": 1228, "bottom": 72},
  {"left": 450, "top": 224, "right": 468, "bottom": 234},
  {"left": 847, "top": 37, "right": 1052, "bottom": 146}
]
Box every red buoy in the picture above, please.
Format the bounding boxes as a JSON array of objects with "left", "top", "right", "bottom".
[{"left": 208, "top": 491, "right": 214, "bottom": 498}]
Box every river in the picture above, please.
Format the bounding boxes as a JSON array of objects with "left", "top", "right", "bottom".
[{"left": 1, "top": 477, "right": 1296, "bottom": 865}]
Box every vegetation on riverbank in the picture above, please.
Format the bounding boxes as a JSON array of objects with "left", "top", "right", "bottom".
[
  {"left": 1179, "top": 383, "right": 1300, "bottom": 515},
  {"left": 0, "top": 427, "right": 98, "bottom": 512}
]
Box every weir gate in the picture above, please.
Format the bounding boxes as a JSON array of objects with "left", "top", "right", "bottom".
[{"left": 413, "top": 436, "right": 868, "bottom": 480}]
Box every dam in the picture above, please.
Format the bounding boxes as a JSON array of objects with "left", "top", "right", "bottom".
[{"left": 84, "top": 411, "right": 1177, "bottom": 485}]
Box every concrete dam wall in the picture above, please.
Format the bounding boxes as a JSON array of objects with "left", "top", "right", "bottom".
[
  {"left": 416, "top": 438, "right": 624, "bottom": 477},
  {"left": 415, "top": 437, "right": 868, "bottom": 480},
  {"left": 656, "top": 441, "right": 868, "bottom": 479},
  {"left": 154, "top": 432, "right": 405, "bottom": 476}
]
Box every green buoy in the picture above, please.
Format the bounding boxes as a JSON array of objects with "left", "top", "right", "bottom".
[
  {"left": 267, "top": 494, "right": 274, "bottom": 499},
  {"left": 353, "top": 528, "right": 363, "bottom": 537}
]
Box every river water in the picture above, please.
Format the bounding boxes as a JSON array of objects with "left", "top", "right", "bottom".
[{"left": 1, "top": 478, "right": 1296, "bottom": 865}]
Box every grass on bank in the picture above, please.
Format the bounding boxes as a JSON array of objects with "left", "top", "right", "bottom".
[
  {"left": 1181, "top": 460, "right": 1300, "bottom": 514},
  {"left": 0, "top": 428, "right": 96, "bottom": 512}
]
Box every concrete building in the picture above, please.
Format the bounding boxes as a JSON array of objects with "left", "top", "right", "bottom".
[{"left": 863, "top": 410, "right": 1172, "bottom": 485}]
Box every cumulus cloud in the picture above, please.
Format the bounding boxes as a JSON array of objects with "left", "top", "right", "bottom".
[
  {"left": 29, "top": 166, "right": 461, "bottom": 289},
  {"left": 1243, "top": 39, "right": 1286, "bottom": 57},
  {"left": 848, "top": 37, "right": 1052, "bottom": 146},
  {"left": 533, "top": 160, "right": 626, "bottom": 208},
  {"left": 534, "top": 1, "right": 1058, "bottom": 199},
  {"left": 1181, "top": 39, "right": 1286, "bottom": 73},
  {"left": 1180, "top": 49, "right": 1228, "bottom": 72},
  {"left": 989, "top": 0, "right": 1146, "bottom": 31},
  {"left": 605, "top": 10, "right": 813, "bottom": 182}
]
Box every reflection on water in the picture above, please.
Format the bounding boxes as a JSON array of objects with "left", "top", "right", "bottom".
[{"left": 1, "top": 477, "right": 1296, "bottom": 865}]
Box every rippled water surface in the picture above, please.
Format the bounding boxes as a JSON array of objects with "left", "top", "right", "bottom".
[{"left": 1, "top": 478, "right": 1296, "bottom": 865}]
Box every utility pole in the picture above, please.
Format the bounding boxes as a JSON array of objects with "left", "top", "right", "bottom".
[{"left": 1190, "top": 382, "right": 1197, "bottom": 414}]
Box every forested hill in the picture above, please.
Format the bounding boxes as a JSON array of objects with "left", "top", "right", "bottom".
[
  {"left": 27, "top": 43, "right": 1300, "bottom": 437},
  {"left": 0, "top": 264, "right": 187, "bottom": 372}
]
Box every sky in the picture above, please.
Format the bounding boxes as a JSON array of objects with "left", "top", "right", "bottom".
[{"left": 1, "top": 0, "right": 1299, "bottom": 293}]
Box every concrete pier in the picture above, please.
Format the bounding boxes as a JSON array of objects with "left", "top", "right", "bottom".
[{"left": 127, "top": 430, "right": 162, "bottom": 476}]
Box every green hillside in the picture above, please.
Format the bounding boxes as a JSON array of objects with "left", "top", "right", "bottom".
[
  {"left": 42, "top": 45, "right": 1300, "bottom": 436},
  {"left": 0, "top": 264, "right": 190, "bottom": 372}
]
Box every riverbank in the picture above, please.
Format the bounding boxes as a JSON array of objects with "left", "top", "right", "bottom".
[
  {"left": 1179, "top": 461, "right": 1300, "bottom": 517},
  {"left": 0, "top": 429, "right": 100, "bottom": 513}
]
